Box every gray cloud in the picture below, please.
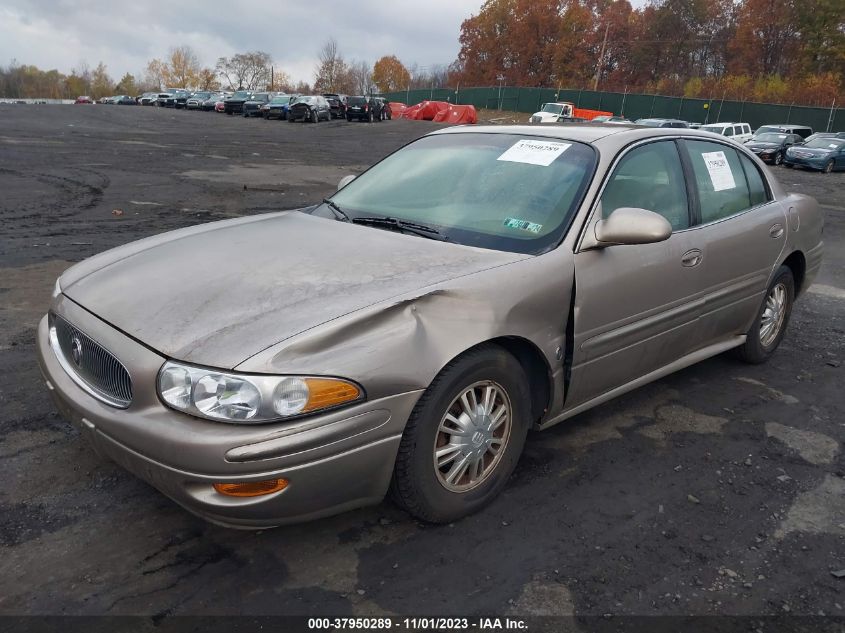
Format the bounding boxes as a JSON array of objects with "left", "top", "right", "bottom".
[{"left": 0, "top": 0, "right": 483, "bottom": 83}]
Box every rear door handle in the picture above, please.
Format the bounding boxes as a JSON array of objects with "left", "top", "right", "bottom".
[
  {"left": 770, "top": 223, "right": 785, "bottom": 239},
  {"left": 681, "top": 249, "right": 702, "bottom": 267}
]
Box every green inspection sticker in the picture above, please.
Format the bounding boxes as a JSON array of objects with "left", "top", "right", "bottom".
[{"left": 503, "top": 217, "right": 543, "bottom": 233}]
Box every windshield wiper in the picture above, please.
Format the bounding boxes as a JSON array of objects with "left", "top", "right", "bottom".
[
  {"left": 352, "top": 216, "right": 448, "bottom": 241},
  {"left": 322, "top": 198, "right": 351, "bottom": 222}
]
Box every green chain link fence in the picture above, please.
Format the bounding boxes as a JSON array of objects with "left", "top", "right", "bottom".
[{"left": 380, "top": 86, "right": 843, "bottom": 132}]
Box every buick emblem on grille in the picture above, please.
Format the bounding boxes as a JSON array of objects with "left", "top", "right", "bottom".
[{"left": 70, "top": 336, "right": 83, "bottom": 366}]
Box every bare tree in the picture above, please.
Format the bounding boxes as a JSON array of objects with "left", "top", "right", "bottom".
[
  {"left": 347, "top": 59, "right": 373, "bottom": 94},
  {"left": 313, "top": 38, "right": 348, "bottom": 92},
  {"left": 216, "top": 52, "right": 272, "bottom": 90}
]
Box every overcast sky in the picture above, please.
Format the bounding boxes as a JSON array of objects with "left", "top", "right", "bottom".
[{"left": 0, "top": 0, "right": 489, "bottom": 84}]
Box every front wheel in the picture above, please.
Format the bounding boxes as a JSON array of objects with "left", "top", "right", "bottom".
[
  {"left": 774, "top": 151, "right": 783, "bottom": 165},
  {"left": 823, "top": 160, "right": 834, "bottom": 173},
  {"left": 735, "top": 265, "right": 794, "bottom": 364},
  {"left": 390, "top": 345, "right": 531, "bottom": 523}
]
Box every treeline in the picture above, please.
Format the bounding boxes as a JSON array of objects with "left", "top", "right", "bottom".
[
  {"left": 0, "top": 41, "right": 445, "bottom": 101},
  {"left": 452, "top": 0, "right": 844, "bottom": 106}
]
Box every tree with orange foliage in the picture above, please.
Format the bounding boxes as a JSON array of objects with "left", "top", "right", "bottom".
[{"left": 372, "top": 56, "right": 410, "bottom": 92}]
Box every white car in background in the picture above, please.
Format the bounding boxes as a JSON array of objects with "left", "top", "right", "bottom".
[{"left": 700, "top": 122, "right": 753, "bottom": 143}]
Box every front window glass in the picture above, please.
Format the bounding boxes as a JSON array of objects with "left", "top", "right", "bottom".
[
  {"left": 601, "top": 141, "right": 689, "bottom": 230},
  {"left": 685, "top": 140, "right": 752, "bottom": 223},
  {"left": 804, "top": 138, "right": 844, "bottom": 150},
  {"left": 753, "top": 133, "right": 787, "bottom": 142},
  {"left": 326, "top": 133, "right": 596, "bottom": 255},
  {"left": 701, "top": 125, "right": 727, "bottom": 135}
]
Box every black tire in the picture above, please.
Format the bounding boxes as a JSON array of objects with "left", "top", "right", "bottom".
[
  {"left": 311, "top": 110, "right": 318, "bottom": 123},
  {"left": 783, "top": 162, "right": 793, "bottom": 168},
  {"left": 774, "top": 151, "right": 783, "bottom": 165},
  {"left": 735, "top": 265, "right": 795, "bottom": 364},
  {"left": 390, "top": 345, "right": 531, "bottom": 523},
  {"left": 823, "top": 160, "right": 834, "bottom": 174},
  {"left": 347, "top": 115, "right": 353, "bottom": 122},
  {"left": 226, "top": 110, "right": 233, "bottom": 116}
]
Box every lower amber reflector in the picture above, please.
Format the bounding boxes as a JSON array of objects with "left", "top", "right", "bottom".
[{"left": 213, "top": 478, "right": 289, "bottom": 497}]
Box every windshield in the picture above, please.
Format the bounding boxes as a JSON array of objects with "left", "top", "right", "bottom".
[
  {"left": 541, "top": 104, "right": 564, "bottom": 115},
  {"left": 804, "top": 138, "right": 844, "bottom": 150},
  {"left": 232, "top": 91, "right": 250, "bottom": 99},
  {"left": 270, "top": 95, "right": 289, "bottom": 103},
  {"left": 752, "top": 133, "right": 787, "bottom": 143},
  {"left": 295, "top": 96, "right": 316, "bottom": 104},
  {"left": 326, "top": 133, "right": 596, "bottom": 255}
]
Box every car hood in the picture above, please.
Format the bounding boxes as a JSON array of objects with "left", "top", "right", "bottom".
[
  {"left": 61, "top": 211, "right": 527, "bottom": 368},
  {"left": 531, "top": 112, "right": 561, "bottom": 122},
  {"left": 788, "top": 146, "right": 833, "bottom": 156},
  {"left": 746, "top": 142, "right": 780, "bottom": 149}
]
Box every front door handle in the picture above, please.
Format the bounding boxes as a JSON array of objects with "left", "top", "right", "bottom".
[
  {"left": 770, "top": 223, "right": 785, "bottom": 239},
  {"left": 681, "top": 248, "right": 702, "bottom": 267}
]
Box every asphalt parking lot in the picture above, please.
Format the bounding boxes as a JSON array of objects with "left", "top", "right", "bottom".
[{"left": 0, "top": 105, "right": 843, "bottom": 621}]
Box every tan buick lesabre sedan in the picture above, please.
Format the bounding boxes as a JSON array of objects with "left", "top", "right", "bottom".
[{"left": 37, "top": 125, "right": 823, "bottom": 528}]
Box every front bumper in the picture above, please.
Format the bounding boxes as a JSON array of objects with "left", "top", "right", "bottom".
[
  {"left": 36, "top": 298, "right": 421, "bottom": 528},
  {"left": 750, "top": 150, "right": 778, "bottom": 163},
  {"left": 784, "top": 154, "right": 827, "bottom": 170}
]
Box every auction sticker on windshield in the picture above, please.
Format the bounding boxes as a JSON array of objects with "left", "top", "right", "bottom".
[
  {"left": 503, "top": 218, "right": 543, "bottom": 233},
  {"left": 498, "top": 139, "right": 571, "bottom": 166}
]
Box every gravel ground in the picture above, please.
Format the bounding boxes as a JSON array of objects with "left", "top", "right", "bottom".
[{"left": 0, "top": 104, "right": 843, "bottom": 621}]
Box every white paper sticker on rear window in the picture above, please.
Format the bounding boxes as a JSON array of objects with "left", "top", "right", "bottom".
[
  {"left": 498, "top": 139, "right": 571, "bottom": 166},
  {"left": 701, "top": 151, "right": 736, "bottom": 191}
]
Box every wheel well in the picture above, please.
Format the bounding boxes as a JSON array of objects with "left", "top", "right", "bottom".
[
  {"left": 782, "top": 251, "right": 806, "bottom": 294},
  {"left": 487, "top": 336, "right": 553, "bottom": 425}
]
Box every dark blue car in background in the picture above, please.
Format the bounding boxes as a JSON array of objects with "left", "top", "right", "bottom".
[{"left": 784, "top": 136, "right": 845, "bottom": 173}]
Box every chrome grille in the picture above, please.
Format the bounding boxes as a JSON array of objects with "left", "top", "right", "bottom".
[{"left": 50, "top": 314, "right": 132, "bottom": 408}]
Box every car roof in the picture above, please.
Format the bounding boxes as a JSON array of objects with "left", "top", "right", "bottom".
[
  {"left": 702, "top": 121, "right": 747, "bottom": 126},
  {"left": 430, "top": 123, "right": 732, "bottom": 146}
]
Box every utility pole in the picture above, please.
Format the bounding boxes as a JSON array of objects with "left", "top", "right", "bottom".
[{"left": 593, "top": 23, "right": 609, "bottom": 92}]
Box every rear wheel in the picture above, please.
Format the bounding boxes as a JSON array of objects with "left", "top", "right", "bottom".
[
  {"left": 390, "top": 345, "right": 531, "bottom": 523},
  {"left": 823, "top": 160, "right": 834, "bottom": 173},
  {"left": 774, "top": 151, "right": 783, "bottom": 165},
  {"left": 735, "top": 265, "right": 794, "bottom": 364}
]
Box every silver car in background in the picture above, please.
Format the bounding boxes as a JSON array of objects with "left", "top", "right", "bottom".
[{"left": 37, "top": 125, "right": 823, "bottom": 528}]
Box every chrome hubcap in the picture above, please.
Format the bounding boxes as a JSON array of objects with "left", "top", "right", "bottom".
[
  {"left": 760, "top": 282, "right": 787, "bottom": 348},
  {"left": 434, "top": 381, "right": 511, "bottom": 493}
]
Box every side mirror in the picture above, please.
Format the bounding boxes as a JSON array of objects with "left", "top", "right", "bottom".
[
  {"left": 337, "top": 174, "right": 356, "bottom": 190},
  {"left": 594, "top": 207, "right": 673, "bottom": 246}
]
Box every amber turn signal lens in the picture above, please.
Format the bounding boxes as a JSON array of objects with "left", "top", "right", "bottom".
[
  {"left": 213, "top": 478, "right": 289, "bottom": 497},
  {"left": 302, "top": 378, "right": 361, "bottom": 413}
]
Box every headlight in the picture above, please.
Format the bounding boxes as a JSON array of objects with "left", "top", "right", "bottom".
[
  {"left": 52, "top": 277, "right": 62, "bottom": 299},
  {"left": 157, "top": 361, "right": 363, "bottom": 423}
]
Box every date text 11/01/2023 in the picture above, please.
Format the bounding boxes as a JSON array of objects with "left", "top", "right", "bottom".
[{"left": 307, "top": 617, "right": 528, "bottom": 630}]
